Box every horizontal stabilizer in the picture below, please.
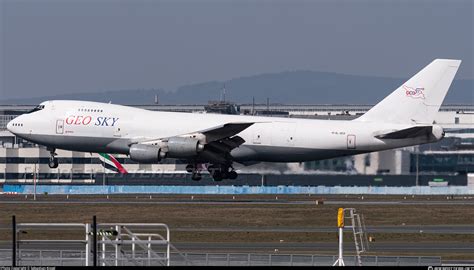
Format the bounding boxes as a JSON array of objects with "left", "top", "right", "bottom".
[{"left": 375, "top": 126, "right": 433, "bottom": 139}]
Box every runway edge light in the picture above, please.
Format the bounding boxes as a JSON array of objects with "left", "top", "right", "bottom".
[{"left": 337, "top": 208, "right": 344, "bottom": 228}]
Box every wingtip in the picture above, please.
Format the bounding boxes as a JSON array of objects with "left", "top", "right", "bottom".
[{"left": 433, "top": 58, "right": 462, "bottom": 66}]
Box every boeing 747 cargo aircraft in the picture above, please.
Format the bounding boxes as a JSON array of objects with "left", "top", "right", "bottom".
[{"left": 7, "top": 59, "right": 461, "bottom": 181}]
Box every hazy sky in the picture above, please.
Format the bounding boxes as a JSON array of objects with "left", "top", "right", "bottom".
[{"left": 1, "top": 0, "right": 473, "bottom": 99}]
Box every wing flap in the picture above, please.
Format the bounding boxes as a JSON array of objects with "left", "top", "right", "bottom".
[{"left": 206, "top": 136, "right": 246, "bottom": 153}]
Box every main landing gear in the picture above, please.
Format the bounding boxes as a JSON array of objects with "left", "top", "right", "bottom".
[
  {"left": 48, "top": 149, "right": 58, "bottom": 169},
  {"left": 186, "top": 164, "right": 202, "bottom": 181},
  {"left": 207, "top": 164, "right": 238, "bottom": 182},
  {"left": 186, "top": 163, "right": 238, "bottom": 181}
]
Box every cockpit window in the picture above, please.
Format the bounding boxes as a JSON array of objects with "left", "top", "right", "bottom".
[{"left": 27, "top": 105, "right": 45, "bottom": 114}]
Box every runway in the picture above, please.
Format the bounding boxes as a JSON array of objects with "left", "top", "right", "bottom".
[
  {"left": 171, "top": 225, "right": 474, "bottom": 234},
  {"left": 0, "top": 224, "right": 472, "bottom": 234},
  {"left": 0, "top": 241, "right": 472, "bottom": 254},
  {"left": 175, "top": 242, "right": 474, "bottom": 253}
]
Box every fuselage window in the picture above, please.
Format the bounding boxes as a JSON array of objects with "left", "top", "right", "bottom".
[{"left": 27, "top": 105, "right": 45, "bottom": 114}]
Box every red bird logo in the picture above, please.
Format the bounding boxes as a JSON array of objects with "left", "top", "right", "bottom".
[{"left": 403, "top": 85, "right": 425, "bottom": 99}]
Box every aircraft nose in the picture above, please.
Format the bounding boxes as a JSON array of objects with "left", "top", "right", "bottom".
[{"left": 6, "top": 120, "right": 13, "bottom": 133}]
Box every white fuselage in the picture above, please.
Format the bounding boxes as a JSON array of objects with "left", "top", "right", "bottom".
[{"left": 7, "top": 100, "right": 441, "bottom": 163}]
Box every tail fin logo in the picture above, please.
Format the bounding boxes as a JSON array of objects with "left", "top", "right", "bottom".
[
  {"left": 404, "top": 85, "right": 425, "bottom": 99},
  {"left": 99, "top": 153, "right": 128, "bottom": 174}
]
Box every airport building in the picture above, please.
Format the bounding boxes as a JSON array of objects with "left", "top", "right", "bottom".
[{"left": 0, "top": 103, "right": 473, "bottom": 186}]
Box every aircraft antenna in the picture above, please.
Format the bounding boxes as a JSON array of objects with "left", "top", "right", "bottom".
[{"left": 220, "top": 84, "right": 226, "bottom": 103}]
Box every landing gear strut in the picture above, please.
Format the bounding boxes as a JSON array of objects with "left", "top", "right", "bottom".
[
  {"left": 186, "top": 164, "right": 202, "bottom": 181},
  {"left": 48, "top": 149, "right": 58, "bottom": 169},
  {"left": 191, "top": 172, "right": 202, "bottom": 181},
  {"left": 208, "top": 164, "right": 238, "bottom": 181},
  {"left": 186, "top": 163, "right": 238, "bottom": 181}
]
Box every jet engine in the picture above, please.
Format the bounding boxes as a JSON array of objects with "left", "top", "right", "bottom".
[
  {"left": 129, "top": 144, "right": 163, "bottom": 163},
  {"left": 166, "top": 137, "right": 204, "bottom": 158},
  {"left": 129, "top": 137, "right": 204, "bottom": 163}
]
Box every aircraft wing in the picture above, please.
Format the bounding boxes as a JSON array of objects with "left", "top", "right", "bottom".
[
  {"left": 186, "top": 122, "right": 255, "bottom": 164},
  {"left": 375, "top": 126, "right": 433, "bottom": 139},
  {"left": 199, "top": 122, "right": 254, "bottom": 143},
  {"left": 134, "top": 122, "right": 255, "bottom": 145},
  {"left": 129, "top": 122, "right": 255, "bottom": 165}
]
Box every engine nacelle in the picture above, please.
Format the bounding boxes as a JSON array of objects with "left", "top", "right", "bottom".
[
  {"left": 129, "top": 144, "right": 162, "bottom": 163},
  {"left": 129, "top": 137, "right": 204, "bottom": 162},
  {"left": 166, "top": 137, "right": 204, "bottom": 158}
]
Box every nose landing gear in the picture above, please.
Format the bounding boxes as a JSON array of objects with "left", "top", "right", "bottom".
[{"left": 48, "top": 149, "right": 58, "bottom": 169}]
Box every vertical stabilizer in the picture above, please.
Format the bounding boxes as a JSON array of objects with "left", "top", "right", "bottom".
[{"left": 356, "top": 59, "right": 461, "bottom": 124}]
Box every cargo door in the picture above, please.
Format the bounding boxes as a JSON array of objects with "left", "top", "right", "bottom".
[{"left": 56, "top": 120, "right": 64, "bottom": 134}]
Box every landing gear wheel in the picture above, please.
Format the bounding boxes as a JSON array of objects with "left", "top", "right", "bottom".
[
  {"left": 48, "top": 148, "right": 59, "bottom": 168},
  {"left": 186, "top": 164, "right": 195, "bottom": 173},
  {"left": 228, "top": 170, "right": 238, "bottom": 180},
  {"left": 221, "top": 171, "right": 229, "bottom": 179},
  {"left": 48, "top": 157, "right": 58, "bottom": 169},
  {"left": 208, "top": 163, "right": 236, "bottom": 181},
  {"left": 211, "top": 171, "right": 223, "bottom": 182},
  {"left": 191, "top": 172, "right": 202, "bottom": 181}
]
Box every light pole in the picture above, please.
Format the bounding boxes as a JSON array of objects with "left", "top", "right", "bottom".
[
  {"left": 103, "top": 156, "right": 106, "bottom": 186},
  {"left": 33, "top": 162, "right": 37, "bottom": 201},
  {"left": 90, "top": 154, "right": 93, "bottom": 181},
  {"left": 333, "top": 208, "right": 345, "bottom": 266},
  {"left": 415, "top": 147, "right": 419, "bottom": 187}
]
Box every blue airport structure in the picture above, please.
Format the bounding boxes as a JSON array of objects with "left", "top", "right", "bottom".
[{"left": 3, "top": 184, "right": 474, "bottom": 195}]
